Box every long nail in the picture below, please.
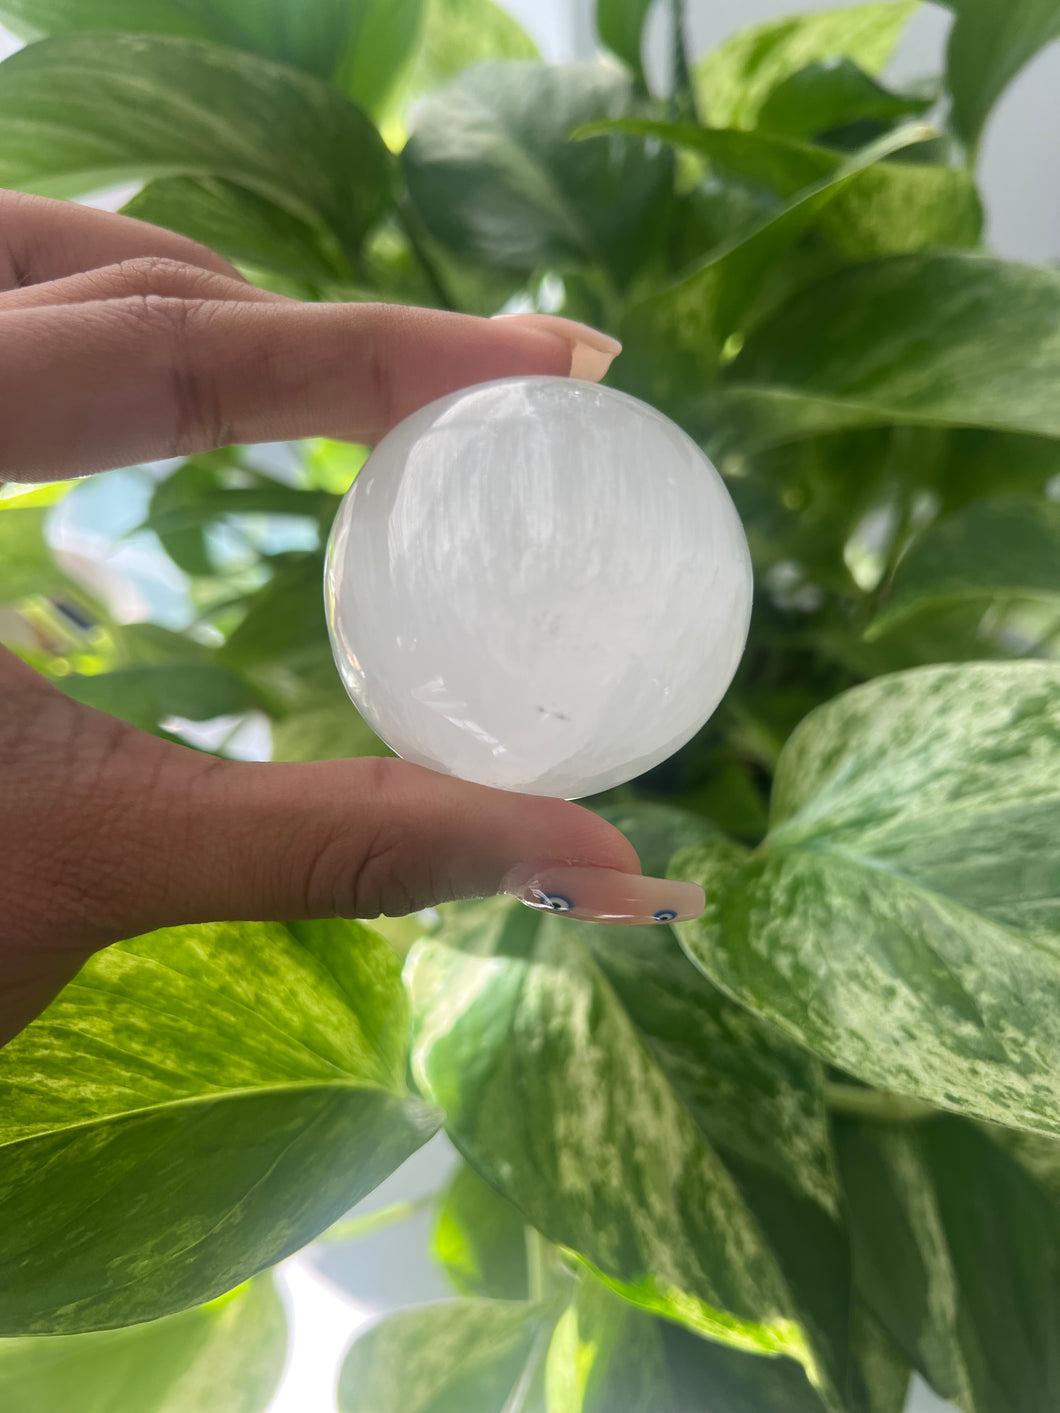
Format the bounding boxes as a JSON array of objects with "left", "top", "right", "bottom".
[
  {"left": 499, "top": 863, "right": 705, "bottom": 926},
  {"left": 491, "top": 313, "right": 622, "bottom": 383}
]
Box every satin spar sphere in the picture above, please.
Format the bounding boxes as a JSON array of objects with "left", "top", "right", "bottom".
[{"left": 325, "top": 376, "right": 753, "bottom": 800}]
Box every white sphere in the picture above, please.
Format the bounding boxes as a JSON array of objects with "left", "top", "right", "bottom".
[{"left": 324, "top": 376, "right": 753, "bottom": 800}]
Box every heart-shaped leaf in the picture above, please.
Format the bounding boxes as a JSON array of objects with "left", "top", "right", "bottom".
[
  {"left": 0, "top": 919, "right": 440, "bottom": 1332},
  {"left": 0, "top": 33, "right": 391, "bottom": 278},
  {"left": 672, "top": 661, "right": 1060, "bottom": 1136}
]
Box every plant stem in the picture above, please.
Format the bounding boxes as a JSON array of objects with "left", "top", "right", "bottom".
[
  {"left": 668, "top": 0, "right": 698, "bottom": 122},
  {"left": 396, "top": 199, "right": 458, "bottom": 312},
  {"left": 525, "top": 1226, "right": 551, "bottom": 1302},
  {"left": 825, "top": 1082, "right": 938, "bottom": 1123}
]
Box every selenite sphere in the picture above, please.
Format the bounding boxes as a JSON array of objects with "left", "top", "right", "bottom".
[{"left": 324, "top": 376, "right": 753, "bottom": 800}]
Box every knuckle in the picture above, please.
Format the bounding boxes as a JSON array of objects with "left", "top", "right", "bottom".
[
  {"left": 115, "top": 254, "right": 205, "bottom": 293},
  {"left": 126, "top": 292, "right": 233, "bottom": 456}
]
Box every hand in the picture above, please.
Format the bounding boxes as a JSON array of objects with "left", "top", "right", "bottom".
[{"left": 0, "top": 190, "right": 705, "bottom": 1046}]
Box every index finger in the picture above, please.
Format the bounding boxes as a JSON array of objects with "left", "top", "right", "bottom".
[{"left": 0, "top": 188, "right": 249, "bottom": 290}]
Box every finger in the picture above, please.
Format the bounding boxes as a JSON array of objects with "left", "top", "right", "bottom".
[
  {"left": 82, "top": 744, "right": 705, "bottom": 937},
  {"left": 0, "top": 254, "right": 290, "bottom": 312},
  {"left": 0, "top": 299, "right": 603, "bottom": 480},
  {"left": 0, "top": 187, "right": 250, "bottom": 289}
]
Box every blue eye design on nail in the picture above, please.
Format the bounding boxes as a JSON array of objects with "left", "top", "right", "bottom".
[
  {"left": 653, "top": 908, "right": 678, "bottom": 922},
  {"left": 545, "top": 893, "right": 573, "bottom": 912}
]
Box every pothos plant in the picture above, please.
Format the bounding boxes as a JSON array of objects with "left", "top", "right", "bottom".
[{"left": 0, "top": 0, "right": 1057, "bottom": 1409}]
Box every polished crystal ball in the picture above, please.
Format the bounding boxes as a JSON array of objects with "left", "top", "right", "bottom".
[{"left": 324, "top": 376, "right": 753, "bottom": 800}]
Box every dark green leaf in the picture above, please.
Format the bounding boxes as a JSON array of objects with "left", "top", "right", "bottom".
[
  {"left": 945, "top": 0, "right": 1060, "bottom": 150},
  {"left": 403, "top": 61, "right": 671, "bottom": 282},
  {"left": 870, "top": 496, "right": 1060, "bottom": 638},
  {"left": 0, "top": 34, "right": 391, "bottom": 277},
  {"left": 406, "top": 888, "right": 841, "bottom": 1394},
  {"left": 0, "top": 1277, "right": 285, "bottom": 1413},
  {"left": 757, "top": 58, "right": 933, "bottom": 142},
  {"left": 695, "top": 3, "right": 918, "bottom": 130},
  {"left": 58, "top": 662, "right": 261, "bottom": 728},
  {"left": 0, "top": 0, "right": 424, "bottom": 115},
  {"left": 706, "top": 253, "right": 1060, "bottom": 457},
  {"left": 615, "top": 124, "right": 930, "bottom": 412},
  {"left": 836, "top": 1114, "right": 1060, "bottom": 1411},
  {"left": 122, "top": 177, "right": 345, "bottom": 288},
  {"left": 433, "top": 1164, "right": 530, "bottom": 1301},
  {"left": 217, "top": 553, "right": 328, "bottom": 671},
  {"left": 337, "top": 1297, "right": 554, "bottom": 1413},
  {"left": 672, "top": 661, "right": 1060, "bottom": 1136},
  {"left": 595, "top": 0, "right": 654, "bottom": 85},
  {"left": 0, "top": 919, "right": 440, "bottom": 1332}
]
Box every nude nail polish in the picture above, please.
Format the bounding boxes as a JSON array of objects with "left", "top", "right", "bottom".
[
  {"left": 491, "top": 313, "right": 622, "bottom": 383},
  {"left": 500, "top": 864, "right": 705, "bottom": 926}
]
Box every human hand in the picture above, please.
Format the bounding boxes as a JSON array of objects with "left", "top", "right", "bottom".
[{"left": 0, "top": 190, "right": 705, "bottom": 1046}]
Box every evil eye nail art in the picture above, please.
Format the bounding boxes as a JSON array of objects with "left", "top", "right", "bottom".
[
  {"left": 544, "top": 893, "right": 574, "bottom": 912},
  {"left": 653, "top": 908, "right": 678, "bottom": 922}
]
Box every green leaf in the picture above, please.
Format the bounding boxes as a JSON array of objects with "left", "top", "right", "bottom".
[
  {"left": 0, "top": 34, "right": 391, "bottom": 278},
  {"left": 671, "top": 661, "right": 1060, "bottom": 1136},
  {"left": 217, "top": 553, "right": 328, "bottom": 672},
  {"left": 757, "top": 57, "right": 933, "bottom": 142},
  {"left": 836, "top": 1114, "right": 1060, "bottom": 1411},
  {"left": 121, "top": 177, "right": 345, "bottom": 289},
  {"left": 406, "top": 895, "right": 841, "bottom": 1394},
  {"left": 391, "top": 0, "right": 539, "bottom": 116},
  {"left": 433, "top": 1163, "right": 530, "bottom": 1301},
  {"left": 595, "top": 0, "right": 654, "bottom": 86},
  {"left": 337, "top": 1297, "right": 555, "bottom": 1413},
  {"left": 0, "top": 0, "right": 424, "bottom": 115},
  {"left": 0, "top": 919, "right": 440, "bottom": 1332},
  {"left": 58, "top": 662, "right": 262, "bottom": 729},
  {"left": 695, "top": 2, "right": 918, "bottom": 130},
  {"left": 0, "top": 506, "right": 65, "bottom": 602},
  {"left": 545, "top": 1272, "right": 672, "bottom": 1413},
  {"left": 270, "top": 700, "right": 393, "bottom": 763},
  {"left": 706, "top": 253, "right": 1060, "bottom": 457},
  {"left": 593, "top": 115, "right": 980, "bottom": 266},
  {"left": 945, "top": 0, "right": 1060, "bottom": 150},
  {"left": 0, "top": 1277, "right": 285, "bottom": 1413},
  {"left": 402, "top": 61, "right": 671, "bottom": 283},
  {"left": 614, "top": 124, "right": 932, "bottom": 412},
  {"left": 870, "top": 496, "right": 1060, "bottom": 639}
]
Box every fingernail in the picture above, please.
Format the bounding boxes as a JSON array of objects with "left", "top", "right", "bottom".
[
  {"left": 491, "top": 313, "right": 622, "bottom": 383},
  {"left": 499, "top": 863, "right": 705, "bottom": 926}
]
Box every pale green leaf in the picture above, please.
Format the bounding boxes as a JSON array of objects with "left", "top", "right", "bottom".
[
  {"left": 0, "top": 0, "right": 424, "bottom": 115},
  {"left": 0, "top": 1277, "right": 285, "bottom": 1413},
  {"left": 337, "top": 1297, "right": 554, "bottom": 1413},
  {"left": 405, "top": 907, "right": 834, "bottom": 1391},
  {"left": 705, "top": 253, "right": 1060, "bottom": 457},
  {"left": 871, "top": 496, "right": 1060, "bottom": 638},
  {"left": 695, "top": 2, "right": 918, "bottom": 130},
  {"left": 0, "top": 34, "right": 390, "bottom": 277},
  {"left": 672, "top": 661, "right": 1060, "bottom": 1136},
  {"left": 391, "top": 0, "right": 539, "bottom": 116},
  {"left": 945, "top": 0, "right": 1060, "bottom": 149},
  {"left": 0, "top": 506, "right": 65, "bottom": 602},
  {"left": 270, "top": 701, "right": 393, "bottom": 763},
  {"left": 836, "top": 1114, "right": 1060, "bottom": 1411},
  {"left": 402, "top": 61, "right": 671, "bottom": 282},
  {"left": 0, "top": 919, "right": 440, "bottom": 1332},
  {"left": 595, "top": 0, "right": 654, "bottom": 85}
]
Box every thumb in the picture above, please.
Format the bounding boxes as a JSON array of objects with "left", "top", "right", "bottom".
[{"left": 130, "top": 754, "right": 706, "bottom": 932}]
